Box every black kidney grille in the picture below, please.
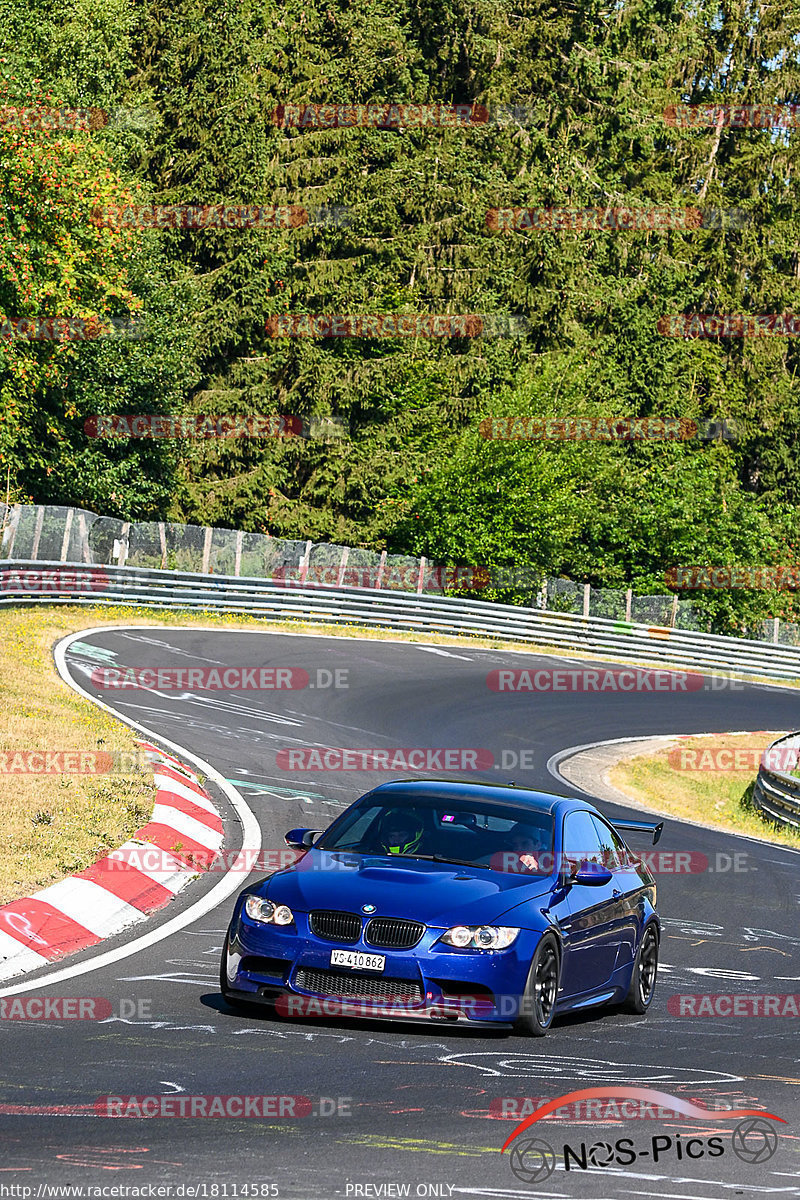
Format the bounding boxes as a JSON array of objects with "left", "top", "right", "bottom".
[
  {"left": 365, "top": 917, "right": 425, "bottom": 949},
  {"left": 309, "top": 910, "right": 362, "bottom": 943},
  {"left": 294, "top": 968, "right": 423, "bottom": 1002}
]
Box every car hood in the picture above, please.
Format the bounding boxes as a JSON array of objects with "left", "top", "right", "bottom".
[{"left": 259, "top": 849, "right": 553, "bottom": 927}]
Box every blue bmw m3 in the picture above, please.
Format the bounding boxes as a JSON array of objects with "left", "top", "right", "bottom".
[{"left": 220, "top": 780, "right": 662, "bottom": 1035}]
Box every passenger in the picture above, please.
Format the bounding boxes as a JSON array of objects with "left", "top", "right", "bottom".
[{"left": 504, "top": 825, "right": 549, "bottom": 873}]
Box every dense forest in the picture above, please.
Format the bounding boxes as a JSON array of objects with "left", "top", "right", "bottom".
[{"left": 1, "top": 0, "right": 800, "bottom": 630}]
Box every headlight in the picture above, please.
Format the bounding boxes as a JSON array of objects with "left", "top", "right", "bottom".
[
  {"left": 245, "top": 896, "right": 295, "bottom": 926},
  {"left": 440, "top": 925, "right": 520, "bottom": 950}
]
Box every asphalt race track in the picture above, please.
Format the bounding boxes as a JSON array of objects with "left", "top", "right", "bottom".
[{"left": 2, "top": 625, "right": 799, "bottom": 1199}]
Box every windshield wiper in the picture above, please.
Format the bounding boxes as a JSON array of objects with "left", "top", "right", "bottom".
[
  {"left": 431, "top": 854, "right": 482, "bottom": 868},
  {"left": 352, "top": 851, "right": 478, "bottom": 867},
  {"left": 330, "top": 850, "right": 482, "bottom": 868}
]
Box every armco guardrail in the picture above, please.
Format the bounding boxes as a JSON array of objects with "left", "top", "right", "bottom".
[
  {"left": 9, "top": 501, "right": 800, "bottom": 644},
  {"left": 753, "top": 732, "right": 800, "bottom": 829},
  {"left": 0, "top": 500, "right": 725, "bottom": 634},
  {"left": 3, "top": 560, "right": 800, "bottom": 683}
]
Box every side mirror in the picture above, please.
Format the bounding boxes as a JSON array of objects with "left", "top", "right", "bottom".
[
  {"left": 573, "top": 863, "right": 613, "bottom": 886},
  {"left": 284, "top": 827, "right": 322, "bottom": 849}
]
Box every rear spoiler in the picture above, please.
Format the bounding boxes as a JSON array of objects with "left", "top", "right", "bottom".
[{"left": 611, "top": 818, "right": 663, "bottom": 845}]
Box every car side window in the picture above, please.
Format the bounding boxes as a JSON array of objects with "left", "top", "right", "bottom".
[
  {"left": 590, "top": 816, "right": 629, "bottom": 870},
  {"left": 562, "top": 811, "right": 606, "bottom": 878}
]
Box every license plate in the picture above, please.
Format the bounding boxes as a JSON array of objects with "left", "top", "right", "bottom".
[{"left": 330, "top": 949, "right": 385, "bottom": 971}]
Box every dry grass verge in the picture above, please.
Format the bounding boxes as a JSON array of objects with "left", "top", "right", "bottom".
[
  {"left": 0, "top": 609, "right": 155, "bottom": 902},
  {"left": 609, "top": 732, "right": 800, "bottom": 849}
]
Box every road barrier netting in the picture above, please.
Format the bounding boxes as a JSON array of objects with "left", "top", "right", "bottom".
[{"left": 4, "top": 502, "right": 800, "bottom": 645}]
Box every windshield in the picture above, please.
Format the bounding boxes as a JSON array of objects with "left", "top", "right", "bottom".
[{"left": 316, "top": 794, "right": 555, "bottom": 875}]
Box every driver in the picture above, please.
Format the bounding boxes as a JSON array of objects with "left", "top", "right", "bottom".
[{"left": 376, "top": 808, "right": 425, "bottom": 856}]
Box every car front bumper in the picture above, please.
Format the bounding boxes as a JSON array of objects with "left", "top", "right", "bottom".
[{"left": 224, "top": 909, "right": 541, "bottom": 1026}]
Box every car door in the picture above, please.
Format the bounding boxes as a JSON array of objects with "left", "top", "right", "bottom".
[
  {"left": 558, "top": 810, "right": 623, "bottom": 999},
  {"left": 590, "top": 814, "right": 640, "bottom": 975}
]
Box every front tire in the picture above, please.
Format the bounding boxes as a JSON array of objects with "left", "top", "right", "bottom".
[
  {"left": 622, "top": 922, "right": 659, "bottom": 1014},
  {"left": 517, "top": 935, "right": 560, "bottom": 1036},
  {"left": 219, "top": 931, "right": 255, "bottom": 1011}
]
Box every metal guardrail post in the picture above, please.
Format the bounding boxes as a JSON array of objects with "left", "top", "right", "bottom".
[
  {"left": 59, "top": 509, "right": 73, "bottom": 562},
  {"left": 202, "top": 527, "right": 213, "bottom": 573},
  {"left": 583, "top": 584, "right": 590, "bottom": 618},
  {"left": 299, "top": 541, "right": 312, "bottom": 586},
  {"left": 1, "top": 505, "right": 21, "bottom": 557},
  {"left": 30, "top": 506, "right": 44, "bottom": 560},
  {"left": 337, "top": 547, "right": 349, "bottom": 588},
  {"left": 416, "top": 557, "right": 426, "bottom": 595},
  {"left": 116, "top": 524, "right": 130, "bottom": 567},
  {"left": 77, "top": 512, "right": 91, "bottom": 563},
  {"left": 376, "top": 550, "right": 387, "bottom": 589}
]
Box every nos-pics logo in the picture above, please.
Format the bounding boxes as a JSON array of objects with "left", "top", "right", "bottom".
[{"left": 501, "top": 1087, "right": 784, "bottom": 1184}]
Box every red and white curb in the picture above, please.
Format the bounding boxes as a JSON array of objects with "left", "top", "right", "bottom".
[{"left": 0, "top": 740, "right": 223, "bottom": 982}]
